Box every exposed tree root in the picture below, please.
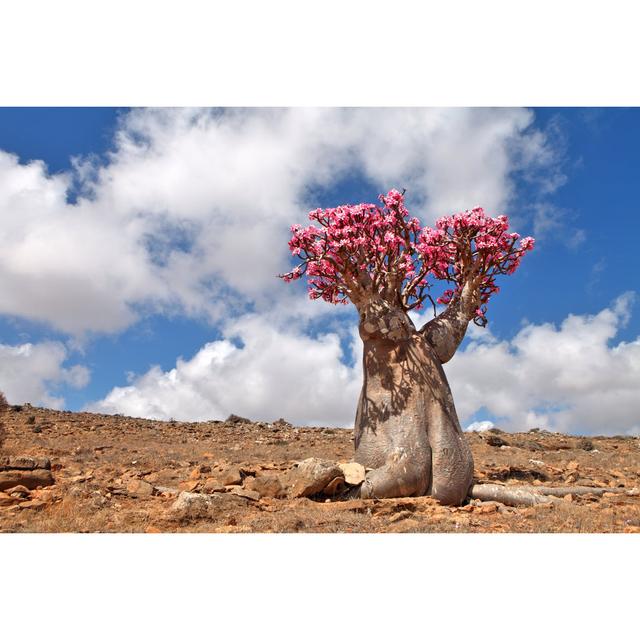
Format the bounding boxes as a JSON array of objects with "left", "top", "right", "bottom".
[{"left": 469, "top": 483, "right": 637, "bottom": 507}]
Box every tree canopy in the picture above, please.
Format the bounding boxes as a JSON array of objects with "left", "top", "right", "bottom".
[{"left": 280, "top": 190, "right": 534, "bottom": 326}]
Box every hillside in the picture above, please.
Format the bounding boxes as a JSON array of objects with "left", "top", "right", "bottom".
[{"left": 1, "top": 404, "right": 639, "bottom": 533}]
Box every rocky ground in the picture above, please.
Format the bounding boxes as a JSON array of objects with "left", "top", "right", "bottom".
[{"left": 0, "top": 404, "right": 639, "bottom": 533}]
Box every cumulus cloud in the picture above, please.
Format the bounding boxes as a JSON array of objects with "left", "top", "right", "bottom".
[
  {"left": 0, "top": 340, "right": 90, "bottom": 408},
  {"left": 446, "top": 293, "right": 640, "bottom": 435},
  {"left": 465, "top": 420, "right": 496, "bottom": 432},
  {"left": 0, "top": 108, "right": 562, "bottom": 335},
  {"left": 89, "top": 315, "right": 362, "bottom": 426},
  {"left": 91, "top": 295, "right": 640, "bottom": 436}
]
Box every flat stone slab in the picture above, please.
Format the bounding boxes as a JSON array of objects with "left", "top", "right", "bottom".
[
  {"left": 0, "top": 456, "right": 51, "bottom": 471},
  {"left": 0, "top": 469, "right": 55, "bottom": 491}
]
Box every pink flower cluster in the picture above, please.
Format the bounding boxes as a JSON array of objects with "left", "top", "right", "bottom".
[
  {"left": 418, "top": 207, "right": 535, "bottom": 323},
  {"left": 280, "top": 190, "right": 534, "bottom": 322}
]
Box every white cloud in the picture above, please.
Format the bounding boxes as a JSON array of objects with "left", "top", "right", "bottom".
[
  {"left": 1, "top": 107, "right": 579, "bottom": 424},
  {"left": 91, "top": 295, "right": 640, "bottom": 436},
  {"left": 0, "top": 108, "right": 562, "bottom": 336},
  {"left": 89, "top": 315, "right": 363, "bottom": 426},
  {"left": 0, "top": 340, "right": 90, "bottom": 408},
  {"left": 465, "top": 420, "right": 496, "bottom": 432},
  {"left": 446, "top": 293, "right": 640, "bottom": 435}
]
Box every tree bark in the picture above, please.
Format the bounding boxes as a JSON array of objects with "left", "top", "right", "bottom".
[{"left": 352, "top": 297, "right": 474, "bottom": 505}]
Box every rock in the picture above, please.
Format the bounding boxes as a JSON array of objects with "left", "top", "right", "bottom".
[
  {"left": 475, "top": 501, "right": 500, "bottom": 514},
  {"left": 226, "top": 414, "right": 252, "bottom": 424},
  {"left": 323, "top": 476, "right": 345, "bottom": 496},
  {"left": 18, "top": 499, "right": 46, "bottom": 511},
  {"left": 389, "top": 510, "right": 413, "bottom": 523},
  {"left": 126, "top": 479, "right": 155, "bottom": 497},
  {"left": 0, "top": 491, "right": 21, "bottom": 507},
  {"left": 483, "top": 435, "right": 508, "bottom": 447},
  {"left": 285, "top": 458, "right": 345, "bottom": 498},
  {"left": 170, "top": 491, "right": 244, "bottom": 519},
  {"left": 215, "top": 466, "right": 242, "bottom": 486},
  {"left": 178, "top": 480, "right": 200, "bottom": 492},
  {"left": 155, "top": 486, "right": 180, "bottom": 496},
  {"left": 0, "top": 469, "right": 55, "bottom": 491},
  {"left": 171, "top": 491, "right": 214, "bottom": 516},
  {"left": 68, "top": 472, "right": 94, "bottom": 483},
  {"left": 7, "top": 484, "right": 31, "bottom": 498},
  {"left": 145, "top": 468, "right": 182, "bottom": 485},
  {"left": 227, "top": 486, "right": 260, "bottom": 501},
  {"left": 0, "top": 456, "right": 51, "bottom": 471},
  {"left": 202, "top": 478, "right": 226, "bottom": 494},
  {"left": 244, "top": 475, "right": 285, "bottom": 498},
  {"left": 68, "top": 485, "right": 89, "bottom": 497},
  {"left": 339, "top": 462, "right": 366, "bottom": 485},
  {"left": 579, "top": 439, "right": 594, "bottom": 451}
]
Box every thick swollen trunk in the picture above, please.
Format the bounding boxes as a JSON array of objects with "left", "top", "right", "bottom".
[{"left": 352, "top": 300, "right": 474, "bottom": 505}]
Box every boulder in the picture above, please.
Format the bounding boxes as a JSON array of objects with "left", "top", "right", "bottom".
[
  {"left": 202, "top": 478, "right": 226, "bottom": 494},
  {"left": 126, "top": 479, "right": 155, "bottom": 497},
  {"left": 170, "top": 490, "right": 245, "bottom": 520},
  {"left": 244, "top": 475, "right": 285, "bottom": 499},
  {"left": 0, "top": 469, "right": 54, "bottom": 491},
  {"left": 170, "top": 491, "right": 215, "bottom": 518},
  {"left": 272, "top": 418, "right": 293, "bottom": 429},
  {"left": 0, "top": 456, "right": 51, "bottom": 471},
  {"left": 215, "top": 465, "right": 243, "bottom": 486},
  {"left": 339, "top": 462, "right": 366, "bottom": 486},
  {"left": 285, "top": 458, "right": 344, "bottom": 498},
  {"left": 483, "top": 435, "right": 509, "bottom": 448},
  {"left": 227, "top": 486, "right": 261, "bottom": 501}
]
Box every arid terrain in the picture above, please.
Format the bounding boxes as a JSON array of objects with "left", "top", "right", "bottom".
[{"left": 1, "top": 404, "right": 639, "bottom": 533}]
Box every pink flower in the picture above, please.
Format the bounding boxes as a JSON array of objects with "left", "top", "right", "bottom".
[
  {"left": 279, "top": 189, "right": 534, "bottom": 317},
  {"left": 520, "top": 237, "right": 535, "bottom": 251}
]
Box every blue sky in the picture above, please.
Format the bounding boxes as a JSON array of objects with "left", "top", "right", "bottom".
[{"left": 0, "top": 107, "right": 638, "bottom": 434}]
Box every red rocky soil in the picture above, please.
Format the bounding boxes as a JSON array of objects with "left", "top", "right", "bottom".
[{"left": 1, "top": 405, "right": 639, "bottom": 533}]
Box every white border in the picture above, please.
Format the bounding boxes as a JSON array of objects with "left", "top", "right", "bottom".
[
  {"left": 1, "top": 2, "right": 638, "bottom": 637},
  {"left": 1, "top": 1, "right": 639, "bottom": 105},
  {"left": 1, "top": 533, "right": 638, "bottom": 637}
]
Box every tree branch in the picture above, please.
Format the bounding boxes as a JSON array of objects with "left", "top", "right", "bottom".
[{"left": 419, "top": 278, "right": 479, "bottom": 363}]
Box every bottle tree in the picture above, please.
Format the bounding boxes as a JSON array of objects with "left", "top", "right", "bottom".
[{"left": 280, "top": 190, "right": 534, "bottom": 505}]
